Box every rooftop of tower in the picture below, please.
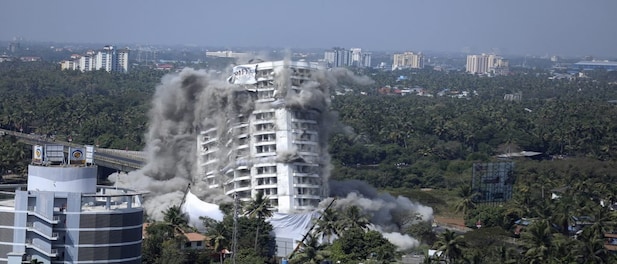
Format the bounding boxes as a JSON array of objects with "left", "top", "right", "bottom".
[
  {"left": 227, "top": 60, "right": 323, "bottom": 85},
  {"left": 0, "top": 184, "right": 146, "bottom": 212}
]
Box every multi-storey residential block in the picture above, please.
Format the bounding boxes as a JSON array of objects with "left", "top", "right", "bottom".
[
  {"left": 466, "top": 53, "right": 509, "bottom": 75},
  {"left": 392, "top": 52, "right": 424, "bottom": 69},
  {"left": 324, "top": 47, "right": 351, "bottom": 68},
  {"left": 60, "top": 45, "right": 129, "bottom": 73},
  {"left": 199, "top": 60, "right": 327, "bottom": 213},
  {"left": 0, "top": 145, "right": 145, "bottom": 263},
  {"left": 324, "top": 47, "right": 371, "bottom": 68}
]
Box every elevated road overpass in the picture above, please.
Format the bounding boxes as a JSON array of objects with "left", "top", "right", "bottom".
[{"left": 0, "top": 128, "right": 146, "bottom": 172}]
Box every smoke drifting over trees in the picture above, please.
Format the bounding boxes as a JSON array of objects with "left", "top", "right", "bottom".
[{"left": 110, "top": 61, "right": 432, "bottom": 249}]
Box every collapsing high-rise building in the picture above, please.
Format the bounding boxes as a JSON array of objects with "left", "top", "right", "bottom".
[{"left": 197, "top": 60, "right": 330, "bottom": 213}]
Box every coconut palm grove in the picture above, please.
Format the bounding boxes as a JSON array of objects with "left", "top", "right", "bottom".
[{"left": 2, "top": 45, "right": 617, "bottom": 263}]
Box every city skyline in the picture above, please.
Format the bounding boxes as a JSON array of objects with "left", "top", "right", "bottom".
[{"left": 1, "top": 0, "right": 617, "bottom": 57}]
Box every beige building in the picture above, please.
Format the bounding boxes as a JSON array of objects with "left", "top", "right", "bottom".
[{"left": 392, "top": 52, "right": 424, "bottom": 70}]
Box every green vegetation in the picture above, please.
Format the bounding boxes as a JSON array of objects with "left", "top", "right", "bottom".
[{"left": 2, "top": 60, "right": 617, "bottom": 262}]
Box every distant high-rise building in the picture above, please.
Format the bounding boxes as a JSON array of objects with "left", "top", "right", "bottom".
[
  {"left": 466, "top": 54, "right": 509, "bottom": 75},
  {"left": 392, "top": 52, "right": 424, "bottom": 70},
  {"left": 95, "top": 45, "right": 114, "bottom": 72},
  {"left": 348, "top": 48, "right": 372, "bottom": 68},
  {"left": 60, "top": 45, "right": 129, "bottom": 73},
  {"left": 115, "top": 49, "right": 130, "bottom": 73},
  {"left": 323, "top": 47, "right": 351, "bottom": 68},
  {"left": 324, "top": 48, "right": 370, "bottom": 68},
  {"left": 350, "top": 48, "right": 362, "bottom": 67},
  {"left": 361, "top": 52, "right": 372, "bottom": 68},
  {"left": 79, "top": 55, "right": 94, "bottom": 72}
]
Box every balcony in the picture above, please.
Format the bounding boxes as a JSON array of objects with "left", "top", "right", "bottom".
[
  {"left": 25, "top": 239, "right": 58, "bottom": 257},
  {"left": 26, "top": 207, "right": 60, "bottom": 224},
  {"left": 26, "top": 222, "right": 58, "bottom": 240}
]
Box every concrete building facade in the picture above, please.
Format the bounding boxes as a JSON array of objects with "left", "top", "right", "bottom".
[
  {"left": 466, "top": 54, "right": 509, "bottom": 75},
  {"left": 60, "top": 45, "right": 129, "bottom": 73},
  {"left": 324, "top": 47, "right": 371, "bottom": 68},
  {"left": 392, "top": 52, "right": 424, "bottom": 70},
  {"left": 0, "top": 145, "right": 144, "bottom": 264},
  {"left": 199, "top": 60, "right": 327, "bottom": 213}
]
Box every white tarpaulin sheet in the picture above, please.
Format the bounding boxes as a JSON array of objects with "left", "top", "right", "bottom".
[
  {"left": 268, "top": 211, "right": 321, "bottom": 257},
  {"left": 182, "top": 191, "right": 225, "bottom": 228}
]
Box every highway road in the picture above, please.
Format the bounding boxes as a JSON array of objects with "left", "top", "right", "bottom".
[{"left": 0, "top": 128, "right": 145, "bottom": 171}]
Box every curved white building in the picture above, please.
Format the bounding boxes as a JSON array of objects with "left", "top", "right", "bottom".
[
  {"left": 0, "top": 145, "right": 145, "bottom": 264},
  {"left": 199, "top": 60, "right": 328, "bottom": 213}
]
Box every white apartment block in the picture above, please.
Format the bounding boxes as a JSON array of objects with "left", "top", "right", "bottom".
[
  {"left": 199, "top": 60, "right": 327, "bottom": 213},
  {"left": 392, "top": 52, "right": 424, "bottom": 69},
  {"left": 324, "top": 47, "right": 371, "bottom": 68},
  {"left": 324, "top": 47, "right": 350, "bottom": 68},
  {"left": 466, "top": 54, "right": 509, "bottom": 75},
  {"left": 60, "top": 45, "right": 129, "bottom": 73}
]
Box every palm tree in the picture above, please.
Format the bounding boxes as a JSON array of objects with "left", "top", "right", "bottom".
[
  {"left": 520, "top": 219, "right": 554, "bottom": 263},
  {"left": 163, "top": 205, "right": 189, "bottom": 233},
  {"left": 244, "top": 191, "right": 272, "bottom": 219},
  {"left": 434, "top": 229, "right": 467, "bottom": 263},
  {"left": 290, "top": 233, "right": 330, "bottom": 264},
  {"left": 244, "top": 191, "right": 273, "bottom": 251},
  {"left": 454, "top": 185, "right": 478, "bottom": 218},
  {"left": 314, "top": 207, "right": 341, "bottom": 244},
  {"left": 340, "top": 205, "right": 370, "bottom": 232},
  {"left": 575, "top": 226, "right": 616, "bottom": 264},
  {"left": 206, "top": 223, "right": 228, "bottom": 253}
]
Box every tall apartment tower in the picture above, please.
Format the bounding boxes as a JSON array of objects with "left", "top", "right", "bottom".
[
  {"left": 114, "top": 49, "right": 130, "bottom": 73},
  {"left": 466, "top": 54, "right": 509, "bottom": 75},
  {"left": 0, "top": 145, "right": 144, "bottom": 264},
  {"left": 61, "top": 46, "right": 129, "bottom": 73},
  {"left": 95, "top": 45, "right": 114, "bottom": 72},
  {"left": 198, "top": 60, "right": 327, "bottom": 213},
  {"left": 324, "top": 47, "right": 351, "bottom": 68},
  {"left": 392, "top": 52, "right": 424, "bottom": 70}
]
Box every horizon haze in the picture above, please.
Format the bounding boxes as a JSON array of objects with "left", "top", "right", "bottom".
[{"left": 1, "top": 0, "right": 616, "bottom": 57}]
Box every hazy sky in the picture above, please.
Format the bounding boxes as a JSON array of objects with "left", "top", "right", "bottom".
[{"left": 2, "top": 0, "right": 616, "bottom": 57}]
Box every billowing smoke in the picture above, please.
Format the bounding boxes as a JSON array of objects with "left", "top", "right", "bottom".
[
  {"left": 325, "top": 179, "right": 434, "bottom": 250},
  {"left": 110, "top": 59, "right": 433, "bottom": 251},
  {"left": 111, "top": 61, "right": 364, "bottom": 220},
  {"left": 111, "top": 68, "right": 239, "bottom": 220}
]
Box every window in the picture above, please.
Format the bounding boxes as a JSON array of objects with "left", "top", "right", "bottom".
[
  {"left": 296, "top": 144, "right": 315, "bottom": 152},
  {"left": 257, "top": 166, "right": 277, "bottom": 175},
  {"left": 256, "top": 144, "right": 276, "bottom": 154},
  {"left": 255, "top": 133, "right": 276, "bottom": 142},
  {"left": 293, "top": 111, "right": 317, "bottom": 120},
  {"left": 263, "top": 188, "right": 278, "bottom": 195},
  {"left": 255, "top": 123, "right": 274, "bottom": 131},
  {"left": 258, "top": 90, "right": 274, "bottom": 99},
  {"left": 294, "top": 177, "right": 319, "bottom": 185},
  {"left": 294, "top": 165, "right": 315, "bottom": 173},
  {"left": 255, "top": 112, "right": 274, "bottom": 120},
  {"left": 296, "top": 133, "right": 313, "bottom": 141}
]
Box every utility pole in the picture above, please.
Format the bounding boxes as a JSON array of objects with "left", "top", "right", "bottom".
[{"left": 231, "top": 193, "right": 239, "bottom": 264}]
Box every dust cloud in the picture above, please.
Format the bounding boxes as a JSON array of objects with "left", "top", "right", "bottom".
[{"left": 110, "top": 60, "right": 432, "bottom": 251}]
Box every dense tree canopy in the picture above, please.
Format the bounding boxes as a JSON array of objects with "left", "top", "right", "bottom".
[{"left": 3, "top": 59, "right": 617, "bottom": 262}]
